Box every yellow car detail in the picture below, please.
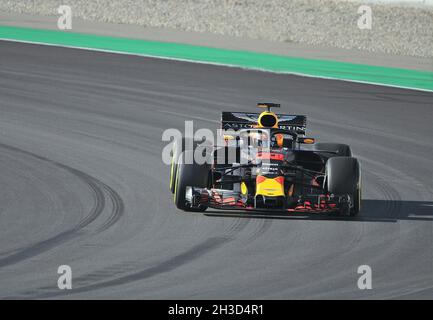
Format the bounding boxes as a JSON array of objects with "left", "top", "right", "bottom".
[{"left": 256, "top": 176, "right": 285, "bottom": 197}]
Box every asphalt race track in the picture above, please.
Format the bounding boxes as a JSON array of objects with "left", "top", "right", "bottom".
[{"left": 0, "top": 41, "right": 432, "bottom": 299}]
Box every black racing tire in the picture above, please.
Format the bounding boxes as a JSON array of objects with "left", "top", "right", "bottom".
[
  {"left": 174, "top": 150, "right": 210, "bottom": 212},
  {"left": 325, "top": 156, "right": 361, "bottom": 216},
  {"left": 169, "top": 137, "right": 211, "bottom": 193},
  {"left": 314, "top": 143, "right": 352, "bottom": 157},
  {"left": 169, "top": 137, "right": 185, "bottom": 194},
  {"left": 352, "top": 181, "right": 362, "bottom": 216}
]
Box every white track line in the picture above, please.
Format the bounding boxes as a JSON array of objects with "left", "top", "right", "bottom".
[{"left": 1, "top": 38, "right": 432, "bottom": 93}]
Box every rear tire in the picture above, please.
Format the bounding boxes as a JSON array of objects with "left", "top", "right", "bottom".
[
  {"left": 326, "top": 157, "right": 361, "bottom": 216},
  {"left": 174, "top": 150, "right": 210, "bottom": 212}
]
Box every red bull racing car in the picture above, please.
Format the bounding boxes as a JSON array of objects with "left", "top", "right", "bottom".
[{"left": 169, "top": 103, "right": 361, "bottom": 216}]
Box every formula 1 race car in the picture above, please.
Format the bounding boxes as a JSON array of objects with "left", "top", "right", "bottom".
[{"left": 169, "top": 103, "right": 361, "bottom": 216}]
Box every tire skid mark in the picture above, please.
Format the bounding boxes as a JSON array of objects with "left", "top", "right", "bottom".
[
  {"left": 226, "top": 216, "right": 250, "bottom": 235},
  {"left": 359, "top": 154, "right": 433, "bottom": 223},
  {"left": 0, "top": 143, "right": 125, "bottom": 268},
  {"left": 364, "top": 170, "right": 402, "bottom": 219},
  {"left": 291, "top": 157, "right": 427, "bottom": 276},
  {"left": 359, "top": 155, "right": 433, "bottom": 200},
  {"left": 96, "top": 183, "right": 125, "bottom": 232},
  {"left": 15, "top": 210, "right": 252, "bottom": 298},
  {"left": 296, "top": 220, "right": 365, "bottom": 274},
  {"left": 246, "top": 218, "right": 273, "bottom": 241},
  {"left": 225, "top": 212, "right": 273, "bottom": 242},
  {"left": 10, "top": 236, "right": 230, "bottom": 299},
  {"left": 62, "top": 166, "right": 106, "bottom": 230},
  {"left": 374, "top": 176, "right": 402, "bottom": 219}
]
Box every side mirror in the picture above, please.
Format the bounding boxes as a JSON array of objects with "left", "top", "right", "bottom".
[{"left": 298, "top": 137, "right": 315, "bottom": 144}]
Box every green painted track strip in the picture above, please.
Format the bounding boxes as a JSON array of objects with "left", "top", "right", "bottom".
[{"left": 1, "top": 25, "right": 432, "bottom": 92}]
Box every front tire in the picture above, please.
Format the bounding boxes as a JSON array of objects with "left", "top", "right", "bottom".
[
  {"left": 352, "top": 176, "right": 361, "bottom": 216},
  {"left": 326, "top": 156, "right": 361, "bottom": 216},
  {"left": 170, "top": 137, "right": 210, "bottom": 193},
  {"left": 174, "top": 150, "right": 210, "bottom": 212}
]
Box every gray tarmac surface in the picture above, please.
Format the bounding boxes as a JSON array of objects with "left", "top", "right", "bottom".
[{"left": 0, "top": 41, "right": 432, "bottom": 299}]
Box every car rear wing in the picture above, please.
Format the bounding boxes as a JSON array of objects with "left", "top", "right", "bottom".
[{"left": 221, "top": 112, "right": 307, "bottom": 134}]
